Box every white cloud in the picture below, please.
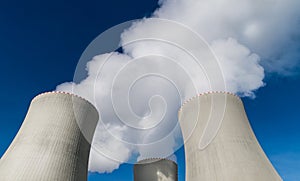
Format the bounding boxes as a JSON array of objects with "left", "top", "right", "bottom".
[
  {"left": 56, "top": 0, "right": 300, "bottom": 173},
  {"left": 210, "top": 38, "right": 265, "bottom": 97},
  {"left": 154, "top": 0, "right": 300, "bottom": 75}
]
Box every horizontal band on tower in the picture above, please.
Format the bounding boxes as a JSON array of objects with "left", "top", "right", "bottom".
[
  {"left": 179, "top": 91, "right": 242, "bottom": 112},
  {"left": 31, "top": 91, "right": 93, "bottom": 106}
]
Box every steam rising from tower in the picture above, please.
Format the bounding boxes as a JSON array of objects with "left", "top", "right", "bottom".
[{"left": 56, "top": 0, "right": 300, "bottom": 173}]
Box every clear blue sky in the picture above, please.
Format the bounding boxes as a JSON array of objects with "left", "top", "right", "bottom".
[{"left": 0, "top": 1, "right": 299, "bottom": 181}]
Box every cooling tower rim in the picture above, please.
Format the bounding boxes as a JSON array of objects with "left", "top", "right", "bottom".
[
  {"left": 31, "top": 91, "right": 94, "bottom": 108},
  {"left": 134, "top": 158, "right": 178, "bottom": 180},
  {"left": 135, "top": 157, "right": 177, "bottom": 165},
  {"left": 179, "top": 91, "right": 241, "bottom": 111}
]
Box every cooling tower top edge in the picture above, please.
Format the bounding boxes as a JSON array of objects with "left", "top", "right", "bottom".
[
  {"left": 179, "top": 91, "right": 241, "bottom": 111},
  {"left": 135, "top": 157, "right": 177, "bottom": 165},
  {"left": 31, "top": 91, "right": 93, "bottom": 106}
]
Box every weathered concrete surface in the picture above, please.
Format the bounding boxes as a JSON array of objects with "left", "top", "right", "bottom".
[
  {"left": 134, "top": 158, "right": 178, "bottom": 181},
  {"left": 179, "top": 92, "right": 282, "bottom": 181},
  {"left": 0, "top": 92, "right": 99, "bottom": 181}
]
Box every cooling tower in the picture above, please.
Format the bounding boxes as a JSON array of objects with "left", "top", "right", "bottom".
[
  {"left": 134, "top": 158, "right": 178, "bottom": 181},
  {"left": 178, "top": 92, "right": 282, "bottom": 181},
  {"left": 0, "top": 92, "right": 99, "bottom": 181}
]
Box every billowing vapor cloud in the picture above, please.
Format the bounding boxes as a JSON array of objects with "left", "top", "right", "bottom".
[
  {"left": 154, "top": 0, "right": 300, "bottom": 75},
  {"left": 56, "top": 0, "right": 300, "bottom": 173}
]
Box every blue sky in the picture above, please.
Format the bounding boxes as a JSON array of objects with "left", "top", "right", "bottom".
[{"left": 0, "top": 0, "right": 299, "bottom": 180}]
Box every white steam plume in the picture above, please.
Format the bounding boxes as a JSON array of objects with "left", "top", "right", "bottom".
[{"left": 56, "top": 0, "right": 300, "bottom": 173}]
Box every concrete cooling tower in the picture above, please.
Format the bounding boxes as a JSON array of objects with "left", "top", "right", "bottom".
[
  {"left": 178, "top": 92, "right": 282, "bottom": 181},
  {"left": 134, "top": 158, "right": 178, "bottom": 181},
  {"left": 0, "top": 92, "right": 99, "bottom": 181}
]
